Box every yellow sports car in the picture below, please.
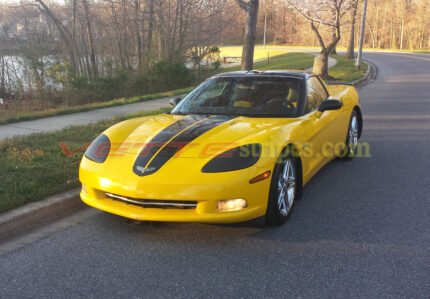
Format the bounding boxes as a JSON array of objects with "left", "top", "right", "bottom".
[{"left": 80, "top": 71, "right": 362, "bottom": 225}]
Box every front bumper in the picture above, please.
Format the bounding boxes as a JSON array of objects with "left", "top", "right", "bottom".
[
  {"left": 79, "top": 157, "right": 272, "bottom": 224},
  {"left": 81, "top": 189, "right": 265, "bottom": 223}
]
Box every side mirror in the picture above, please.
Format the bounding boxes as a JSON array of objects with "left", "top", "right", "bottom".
[
  {"left": 169, "top": 97, "right": 182, "bottom": 107},
  {"left": 318, "top": 99, "right": 343, "bottom": 113}
]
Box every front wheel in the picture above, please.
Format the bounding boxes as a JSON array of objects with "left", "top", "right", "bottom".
[{"left": 265, "top": 153, "right": 297, "bottom": 225}]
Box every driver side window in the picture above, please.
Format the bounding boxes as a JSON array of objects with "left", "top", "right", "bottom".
[
  {"left": 199, "top": 80, "right": 227, "bottom": 100},
  {"left": 305, "top": 77, "right": 328, "bottom": 114},
  {"left": 189, "top": 80, "right": 228, "bottom": 108}
]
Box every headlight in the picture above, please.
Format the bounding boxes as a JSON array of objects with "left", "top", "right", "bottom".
[
  {"left": 85, "top": 134, "right": 111, "bottom": 163},
  {"left": 202, "top": 144, "right": 261, "bottom": 173}
]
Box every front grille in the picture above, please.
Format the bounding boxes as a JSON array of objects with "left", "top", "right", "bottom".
[{"left": 105, "top": 193, "right": 197, "bottom": 209}]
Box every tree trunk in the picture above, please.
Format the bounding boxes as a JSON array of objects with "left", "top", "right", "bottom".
[
  {"left": 133, "top": 0, "right": 143, "bottom": 71},
  {"left": 330, "top": 29, "right": 337, "bottom": 54},
  {"left": 0, "top": 56, "right": 5, "bottom": 97},
  {"left": 141, "top": 0, "right": 154, "bottom": 69},
  {"left": 366, "top": 19, "right": 377, "bottom": 48},
  {"left": 400, "top": 20, "right": 405, "bottom": 50},
  {"left": 390, "top": 19, "right": 396, "bottom": 48},
  {"left": 346, "top": 1, "right": 358, "bottom": 59},
  {"left": 309, "top": 20, "right": 338, "bottom": 79},
  {"left": 313, "top": 53, "right": 329, "bottom": 78},
  {"left": 35, "top": 0, "right": 78, "bottom": 74},
  {"left": 329, "top": 7, "right": 338, "bottom": 55},
  {"left": 109, "top": 0, "right": 126, "bottom": 69},
  {"left": 236, "top": 0, "right": 259, "bottom": 71},
  {"left": 83, "top": 0, "right": 98, "bottom": 79},
  {"left": 121, "top": 0, "right": 131, "bottom": 70},
  {"left": 375, "top": 3, "right": 380, "bottom": 48}
]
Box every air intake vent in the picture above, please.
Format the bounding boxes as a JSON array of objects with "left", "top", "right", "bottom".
[{"left": 106, "top": 193, "right": 197, "bottom": 209}]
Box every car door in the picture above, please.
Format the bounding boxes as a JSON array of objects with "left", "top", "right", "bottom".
[
  {"left": 301, "top": 76, "right": 342, "bottom": 178},
  {"left": 313, "top": 77, "right": 346, "bottom": 156}
]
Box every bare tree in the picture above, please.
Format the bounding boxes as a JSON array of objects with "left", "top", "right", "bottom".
[
  {"left": 286, "top": 0, "right": 354, "bottom": 78},
  {"left": 82, "top": 0, "right": 98, "bottom": 78},
  {"left": 34, "top": 0, "right": 78, "bottom": 74},
  {"left": 144, "top": 0, "right": 155, "bottom": 67},
  {"left": 346, "top": 0, "right": 359, "bottom": 59},
  {"left": 236, "top": 0, "right": 259, "bottom": 71},
  {"left": 183, "top": 1, "right": 232, "bottom": 79}
]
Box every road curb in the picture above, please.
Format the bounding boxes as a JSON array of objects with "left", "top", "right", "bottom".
[
  {"left": 0, "top": 188, "right": 84, "bottom": 242},
  {"left": 321, "top": 58, "right": 377, "bottom": 88},
  {"left": 351, "top": 59, "right": 378, "bottom": 88}
]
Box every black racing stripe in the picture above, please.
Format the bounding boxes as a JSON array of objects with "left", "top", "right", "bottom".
[
  {"left": 133, "top": 115, "right": 207, "bottom": 176},
  {"left": 140, "top": 116, "right": 234, "bottom": 176}
]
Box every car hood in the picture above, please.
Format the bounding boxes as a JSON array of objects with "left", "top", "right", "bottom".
[{"left": 106, "top": 113, "right": 299, "bottom": 158}]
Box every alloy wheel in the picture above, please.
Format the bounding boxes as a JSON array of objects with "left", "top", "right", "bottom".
[
  {"left": 349, "top": 115, "right": 359, "bottom": 155},
  {"left": 277, "top": 159, "right": 296, "bottom": 216}
]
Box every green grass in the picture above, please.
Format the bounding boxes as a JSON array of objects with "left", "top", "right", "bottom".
[
  {"left": 329, "top": 54, "right": 369, "bottom": 82},
  {"left": 219, "top": 46, "right": 289, "bottom": 60},
  {"left": 0, "top": 108, "right": 170, "bottom": 214},
  {"left": 223, "top": 52, "right": 315, "bottom": 72},
  {"left": 0, "top": 87, "right": 193, "bottom": 126},
  {"left": 411, "top": 50, "right": 430, "bottom": 54}
]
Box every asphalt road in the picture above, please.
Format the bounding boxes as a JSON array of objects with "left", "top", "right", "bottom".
[{"left": 1, "top": 53, "right": 429, "bottom": 298}]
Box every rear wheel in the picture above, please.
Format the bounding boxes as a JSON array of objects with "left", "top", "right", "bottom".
[
  {"left": 265, "top": 153, "right": 297, "bottom": 225},
  {"left": 342, "top": 110, "right": 359, "bottom": 160}
]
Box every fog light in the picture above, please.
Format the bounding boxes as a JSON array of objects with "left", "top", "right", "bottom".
[{"left": 217, "top": 199, "right": 248, "bottom": 212}]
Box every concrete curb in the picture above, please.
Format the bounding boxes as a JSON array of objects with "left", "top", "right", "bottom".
[
  {"left": 325, "top": 59, "right": 377, "bottom": 88},
  {"left": 350, "top": 59, "right": 378, "bottom": 87},
  {"left": 0, "top": 188, "right": 84, "bottom": 242}
]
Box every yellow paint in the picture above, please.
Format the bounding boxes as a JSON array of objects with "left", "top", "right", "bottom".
[{"left": 80, "top": 81, "right": 360, "bottom": 223}]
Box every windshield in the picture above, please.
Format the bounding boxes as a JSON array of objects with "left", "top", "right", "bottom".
[{"left": 171, "top": 76, "right": 304, "bottom": 117}]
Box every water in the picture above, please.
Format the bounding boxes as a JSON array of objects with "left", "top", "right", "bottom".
[{"left": 1, "top": 55, "right": 63, "bottom": 91}]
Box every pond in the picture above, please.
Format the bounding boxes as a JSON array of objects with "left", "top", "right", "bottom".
[{"left": 1, "top": 55, "right": 63, "bottom": 92}]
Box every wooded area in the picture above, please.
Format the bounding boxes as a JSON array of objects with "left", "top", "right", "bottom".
[{"left": 0, "top": 0, "right": 429, "bottom": 112}]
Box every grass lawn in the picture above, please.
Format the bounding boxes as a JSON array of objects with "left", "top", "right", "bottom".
[
  {"left": 223, "top": 52, "right": 315, "bottom": 72},
  {"left": 411, "top": 50, "right": 430, "bottom": 54},
  {"left": 0, "top": 108, "right": 170, "bottom": 214},
  {"left": 219, "top": 46, "right": 289, "bottom": 60},
  {"left": 329, "top": 54, "right": 369, "bottom": 82},
  {"left": 255, "top": 53, "right": 315, "bottom": 70}
]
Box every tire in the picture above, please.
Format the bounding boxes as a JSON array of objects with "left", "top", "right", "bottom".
[
  {"left": 342, "top": 110, "right": 360, "bottom": 160},
  {"left": 265, "top": 152, "right": 298, "bottom": 225}
]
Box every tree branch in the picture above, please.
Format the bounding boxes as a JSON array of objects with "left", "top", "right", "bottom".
[
  {"left": 310, "top": 21, "right": 327, "bottom": 51},
  {"left": 235, "top": 0, "right": 249, "bottom": 11}
]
